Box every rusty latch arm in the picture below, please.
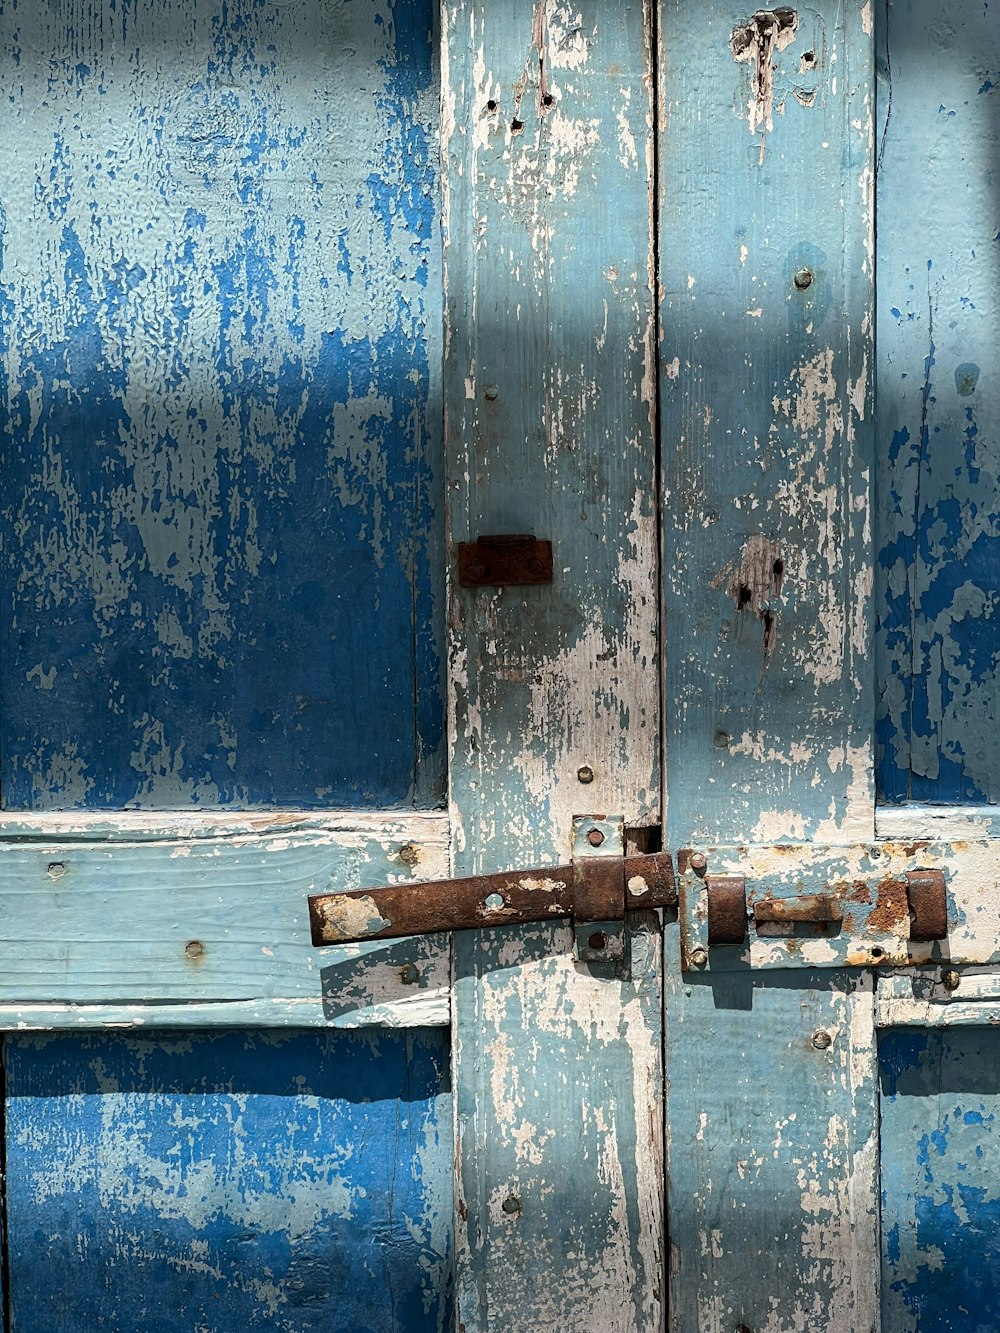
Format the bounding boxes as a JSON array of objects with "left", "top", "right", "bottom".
[{"left": 308, "top": 851, "right": 676, "bottom": 947}]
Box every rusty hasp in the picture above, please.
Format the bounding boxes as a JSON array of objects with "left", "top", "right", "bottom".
[
  {"left": 308, "top": 850, "right": 676, "bottom": 946},
  {"left": 458, "top": 534, "right": 553, "bottom": 587}
]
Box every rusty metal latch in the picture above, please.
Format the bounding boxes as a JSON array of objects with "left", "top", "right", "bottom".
[
  {"left": 684, "top": 857, "right": 949, "bottom": 958},
  {"left": 309, "top": 817, "right": 675, "bottom": 957},
  {"left": 458, "top": 534, "right": 553, "bottom": 587}
]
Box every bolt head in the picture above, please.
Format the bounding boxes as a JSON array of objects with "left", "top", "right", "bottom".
[
  {"left": 690, "top": 852, "right": 708, "bottom": 874},
  {"left": 942, "top": 968, "right": 961, "bottom": 992},
  {"left": 577, "top": 765, "right": 595, "bottom": 785},
  {"left": 793, "top": 267, "right": 814, "bottom": 290},
  {"left": 484, "top": 384, "right": 499, "bottom": 400},
  {"left": 501, "top": 1194, "right": 521, "bottom": 1215},
  {"left": 812, "top": 1029, "right": 832, "bottom": 1050},
  {"left": 587, "top": 828, "right": 606, "bottom": 848},
  {"left": 690, "top": 947, "right": 708, "bottom": 968}
]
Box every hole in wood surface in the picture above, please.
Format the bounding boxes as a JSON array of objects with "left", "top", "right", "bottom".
[
  {"left": 486, "top": 98, "right": 498, "bottom": 113},
  {"left": 510, "top": 118, "right": 524, "bottom": 135}
]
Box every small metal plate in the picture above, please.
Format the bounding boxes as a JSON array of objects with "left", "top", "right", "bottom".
[
  {"left": 458, "top": 535, "right": 553, "bottom": 587},
  {"left": 572, "top": 814, "right": 625, "bottom": 962}
]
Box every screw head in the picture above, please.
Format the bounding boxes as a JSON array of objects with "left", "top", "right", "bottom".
[
  {"left": 484, "top": 384, "right": 499, "bottom": 400},
  {"left": 185, "top": 940, "right": 205, "bottom": 961},
  {"left": 577, "top": 765, "right": 595, "bottom": 784},
  {"left": 690, "top": 947, "right": 708, "bottom": 968},
  {"left": 400, "top": 963, "right": 421, "bottom": 986},
  {"left": 690, "top": 852, "right": 708, "bottom": 874},
  {"left": 812, "top": 1029, "right": 832, "bottom": 1050},
  {"left": 501, "top": 1194, "right": 521, "bottom": 1215},
  {"left": 793, "top": 267, "right": 814, "bottom": 290},
  {"left": 464, "top": 561, "right": 488, "bottom": 583},
  {"left": 942, "top": 968, "right": 961, "bottom": 992},
  {"left": 587, "top": 828, "right": 605, "bottom": 848},
  {"left": 588, "top": 932, "right": 607, "bottom": 951}
]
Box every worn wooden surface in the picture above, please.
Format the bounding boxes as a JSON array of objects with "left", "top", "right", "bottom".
[
  {"left": 659, "top": 0, "right": 875, "bottom": 846},
  {"left": 0, "top": 0, "right": 443, "bottom": 809},
  {"left": 0, "top": 814, "right": 450, "bottom": 1028},
  {"left": 880, "top": 1026, "right": 1000, "bottom": 1332},
  {"left": 875, "top": 0, "right": 1000, "bottom": 806},
  {"left": 666, "top": 926, "right": 879, "bottom": 1333},
  {"left": 443, "top": 1, "right": 662, "bottom": 1328},
  {"left": 4, "top": 1028, "right": 453, "bottom": 1332}
]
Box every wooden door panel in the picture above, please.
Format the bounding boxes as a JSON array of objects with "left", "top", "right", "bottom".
[
  {"left": 0, "top": 0, "right": 443, "bottom": 810},
  {"left": 3, "top": 1029, "right": 452, "bottom": 1332},
  {"left": 880, "top": 1025, "right": 1000, "bottom": 1331},
  {"left": 875, "top": 0, "right": 1000, "bottom": 808}
]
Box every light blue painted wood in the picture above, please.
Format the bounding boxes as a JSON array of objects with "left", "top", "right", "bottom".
[
  {"left": 880, "top": 1027, "right": 1000, "bottom": 1332},
  {"left": 875, "top": 0, "right": 1000, "bottom": 806},
  {"left": 0, "top": 816, "right": 450, "bottom": 1026},
  {"left": 0, "top": 0, "right": 443, "bottom": 809},
  {"left": 3, "top": 1028, "right": 453, "bottom": 1332},
  {"left": 443, "top": 2, "right": 663, "bottom": 1328},
  {"left": 665, "top": 927, "right": 879, "bottom": 1332},
  {"left": 660, "top": 0, "right": 875, "bottom": 846}
]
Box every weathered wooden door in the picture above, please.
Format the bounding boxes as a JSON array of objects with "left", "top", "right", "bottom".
[{"left": 1, "top": 1, "right": 997, "bottom": 1331}]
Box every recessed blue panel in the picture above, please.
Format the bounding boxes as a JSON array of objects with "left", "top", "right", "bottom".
[
  {"left": 880, "top": 1027, "right": 1000, "bottom": 1332},
  {"left": 875, "top": 0, "right": 1000, "bottom": 805},
  {"left": 4, "top": 1028, "right": 452, "bottom": 1332},
  {"left": 0, "top": 0, "right": 443, "bottom": 809}
]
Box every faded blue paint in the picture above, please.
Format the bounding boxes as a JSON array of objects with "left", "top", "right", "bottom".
[
  {"left": 666, "top": 923, "right": 879, "bottom": 1331},
  {"left": 880, "top": 1027, "right": 1000, "bottom": 1332},
  {"left": 0, "top": 0, "right": 443, "bottom": 809},
  {"left": 444, "top": 1, "right": 663, "bottom": 1327},
  {"left": 876, "top": 0, "right": 1000, "bottom": 805},
  {"left": 4, "top": 1028, "right": 453, "bottom": 1331},
  {"left": 660, "top": 0, "right": 874, "bottom": 845}
]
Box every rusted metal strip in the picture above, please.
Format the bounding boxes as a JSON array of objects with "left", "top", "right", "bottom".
[
  {"left": 754, "top": 894, "right": 843, "bottom": 925},
  {"left": 906, "top": 868, "right": 948, "bottom": 942},
  {"left": 458, "top": 535, "right": 553, "bottom": 587},
  {"left": 309, "top": 852, "right": 676, "bottom": 946}
]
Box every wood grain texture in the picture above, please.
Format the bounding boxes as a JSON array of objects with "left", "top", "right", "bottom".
[
  {"left": 665, "top": 927, "right": 879, "bottom": 1333},
  {"left": 4, "top": 1028, "right": 453, "bottom": 1332},
  {"left": 875, "top": 0, "right": 1000, "bottom": 805},
  {"left": 659, "top": 0, "right": 875, "bottom": 847},
  {"left": 0, "top": 815, "right": 450, "bottom": 1028},
  {"left": 442, "top": 1, "right": 663, "bottom": 1327},
  {"left": 0, "top": 0, "right": 444, "bottom": 809}
]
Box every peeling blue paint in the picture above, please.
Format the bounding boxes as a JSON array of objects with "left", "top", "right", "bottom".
[
  {"left": 881, "top": 1028, "right": 1000, "bottom": 1332},
  {"left": 876, "top": 0, "right": 1000, "bottom": 805},
  {"left": 0, "top": 0, "right": 443, "bottom": 809},
  {"left": 4, "top": 1028, "right": 453, "bottom": 1332}
]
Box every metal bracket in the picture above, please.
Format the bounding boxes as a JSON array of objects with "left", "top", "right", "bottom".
[
  {"left": 458, "top": 534, "right": 553, "bottom": 587},
  {"left": 572, "top": 814, "right": 625, "bottom": 962},
  {"left": 680, "top": 847, "right": 951, "bottom": 972}
]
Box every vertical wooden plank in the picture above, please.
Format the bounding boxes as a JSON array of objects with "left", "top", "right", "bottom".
[
  {"left": 442, "top": 2, "right": 662, "bottom": 1328},
  {"left": 0, "top": 0, "right": 444, "bottom": 809},
  {"left": 4, "top": 1029, "right": 453, "bottom": 1333},
  {"left": 659, "top": 5, "right": 878, "bottom": 1327},
  {"left": 665, "top": 929, "right": 879, "bottom": 1333},
  {"left": 659, "top": 0, "right": 875, "bottom": 847},
  {"left": 880, "top": 1027, "right": 1000, "bottom": 1332},
  {"left": 874, "top": 0, "right": 1000, "bottom": 806}
]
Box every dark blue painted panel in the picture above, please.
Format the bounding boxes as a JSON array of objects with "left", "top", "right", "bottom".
[
  {"left": 4, "top": 1028, "right": 452, "bottom": 1332},
  {"left": 875, "top": 0, "right": 1000, "bottom": 804},
  {"left": 0, "top": 0, "right": 443, "bottom": 809},
  {"left": 880, "top": 1027, "right": 1000, "bottom": 1332}
]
